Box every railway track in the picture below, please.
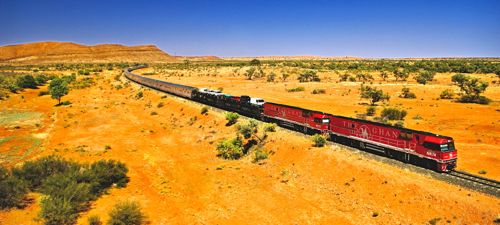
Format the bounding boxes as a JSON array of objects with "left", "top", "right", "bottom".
[
  {"left": 448, "top": 170, "right": 500, "bottom": 191},
  {"left": 123, "top": 67, "right": 500, "bottom": 198}
]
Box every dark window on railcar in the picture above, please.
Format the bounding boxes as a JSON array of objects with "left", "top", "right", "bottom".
[{"left": 302, "top": 111, "right": 311, "bottom": 117}]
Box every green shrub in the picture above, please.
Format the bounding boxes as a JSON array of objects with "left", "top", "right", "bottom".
[
  {"left": 439, "top": 89, "right": 455, "bottom": 99},
  {"left": 311, "top": 89, "right": 326, "bottom": 94},
  {"left": 40, "top": 173, "right": 92, "bottom": 210},
  {"left": 360, "top": 85, "right": 390, "bottom": 105},
  {"left": 286, "top": 86, "right": 305, "bottom": 92},
  {"left": 225, "top": 112, "right": 239, "bottom": 125},
  {"left": 16, "top": 75, "right": 38, "bottom": 89},
  {"left": 253, "top": 149, "right": 269, "bottom": 163},
  {"left": 414, "top": 70, "right": 435, "bottom": 85},
  {"left": 381, "top": 108, "right": 407, "bottom": 120},
  {"left": 88, "top": 215, "right": 102, "bottom": 225},
  {"left": 38, "top": 90, "right": 50, "bottom": 96},
  {"left": 0, "top": 167, "right": 29, "bottom": 209},
  {"left": 12, "top": 155, "right": 80, "bottom": 189},
  {"left": 135, "top": 91, "right": 143, "bottom": 99},
  {"left": 399, "top": 87, "right": 416, "bottom": 99},
  {"left": 107, "top": 201, "right": 146, "bottom": 225},
  {"left": 366, "top": 106, "right": 376, "bottom": 116},
  {"left": 39, "top": 196, "right": 79, "bottom": 225},
  {"left": 216, "top": 137, "right": 244, "bottom": 160},
  {"left": 200, "top": 106, "right": 209, "bottom": 115},
  {"left": 84, "top": 160, "right": 129, "bottom": 195},
  {"left": 236, "top": 120, "right": 259, "bottom": 139},
  {"left": 263, "top": 123, "right": 276, "bottom": 132},
  {"left": 35, "top": 75, "right": 49, "bottom": 85},
  {"left": 298, "top": 70, "right": 320, "bottom": 82},
  {"left": 311, "top": 134, "right": 327, "bottom": 147}
]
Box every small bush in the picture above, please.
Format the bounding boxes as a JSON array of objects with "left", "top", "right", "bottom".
[
  {"left": 150, "top": 111, "right": 158, "bottom": 116},
  {"left": 366, "top": 106, "right": 376, "bottom": 116},
  {"left": 104, "top": 145, "right": 111, "bottom": 150},
  {"left": 311, "top": 89, "right": 326, "bottom": 94},
  {"left": 399, "top": 87, "right": 416, "bottom": 99},
  {"left": 88, "top": 215, "right": 102, "bottom": 225},
  {"left": 478, "top": 170, "right": 487, "bottom": 175},
  {"left": 263, "top": 123, "right": 276, "bottom": 132},
  {"left": 39, "top": 196, "right": 79, "bottom": 225},
  {"left": 253, "top": 149, "right": 269, "bottom": 163},
  {"left": 0, "top": 167, "right": 29, "bottom": 209},
  {"left": 286, "top": 86, "right": 305, "bottom": 92},
  {"left": 38, "top": 90, "right": 50, "bottom": 96},
  {"left": 201, "top": 106, "right": 209, "bottom": 115},
  {"left": 311, "top": 134, "right": 327, "bottom": 147},
  {"left": 16, "top": 75, "right": 38, "bottom": 89},
  {"left": 157, "top": 102, "right": 164, "bottom": 108},
  {"left": 298, "top": 70, "right": 320, "bottom": 82},
  {"left": 107, "top": 201, "right": 145, "bottom": 225},
  {"left": 12, "top": 155, "right": 80, "bottom": 189},
  {"left": 135, "top": 91, "right": 143, "bottom": 99},
  {"left": 381, "top": 108, "right": 407, "bottom": 120},
  {"left": 225, "top": 112, "right": 239, "bottom": 125},
  {"left": 458, "top": 95, "right": 491, "bottom": 105},
  {"left": 216, "top": 137, "right": 244, "bottom": 160},
  {"left": 439, "top": 89, "right": 455, "bottom": 99}
]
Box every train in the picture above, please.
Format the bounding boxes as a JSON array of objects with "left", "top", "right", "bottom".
[{"left": 124, "top": 67, "right": 457, "bottom": 172}]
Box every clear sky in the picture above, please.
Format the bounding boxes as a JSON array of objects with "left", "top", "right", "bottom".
[{"left": 1, "top": 0, "right": 499, "bottom": 58}]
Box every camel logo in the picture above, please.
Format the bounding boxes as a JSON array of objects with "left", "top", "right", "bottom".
[{"left": 359, "top": 125, "right": 370, "bottom": 139}]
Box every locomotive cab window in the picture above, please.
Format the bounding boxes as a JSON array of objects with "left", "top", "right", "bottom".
[
  {"left": 423, "top": 142, "right": 454, "bottom": 152},
  {"left": 314, "top": 118, "right": 322, "bottom": 123}
]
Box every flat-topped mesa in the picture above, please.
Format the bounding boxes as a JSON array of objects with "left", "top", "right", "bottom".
[{"left": 0, "top": 41, "right": 175, "bottom": 63}]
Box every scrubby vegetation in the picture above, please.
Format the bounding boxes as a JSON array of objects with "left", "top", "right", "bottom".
[
  {"left": 225, "top": 112, "right": 239, "bottom": 125},
  {"left": 0, "top": 167, "right": 28, "bottom": 209},
  {"left": 286, "top": 86, "right": 305, "bottom": 92},
  {"left": 399, "top": 87, "right": 416, "bottom": 99},
  {"left": 360, "top": 85, "right": 390, "bottom": 105},
  {"left": 298, "top": 70, "right": 320, "bottom": 82},
  {"left": 366, "top": 106, "right": 376, "bottom": 116},
  {"left": 311, "top": 134, "right": 327, "bottom": 147},
  {"left": 216, "top": 136, "right": 244, "bottom": 160},
  {"left": 381, "top": 108, "right": 407, "bottom": 121},
  {"left": 414, "top": 70, "right": 435, "bottom": 85},
  {"left": 0, "top": 156, "right": 129, "bottom": 225},
  {"left": 311, "top": 88, "right": 326, "bottom": 94},
  {"left": 451, "top": 73, "right": 490, "bottom": 104},
  {"left": 439, "top": 89, "right": 455, "bottom": 99},
  {"left": 107, "top": 201, "right": 146, "bottom": 225}
]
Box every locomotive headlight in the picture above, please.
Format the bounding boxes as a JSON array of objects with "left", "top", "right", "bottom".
[{"left": 449, "top": 153, "right": 452, "bottom": 158}]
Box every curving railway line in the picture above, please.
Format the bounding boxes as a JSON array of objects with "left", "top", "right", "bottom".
[{"left": 123, "top": 66, "right": 499, "bottom": 197}]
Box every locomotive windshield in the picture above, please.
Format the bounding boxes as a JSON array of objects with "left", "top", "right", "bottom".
[{"left": 424, "top": 141, "right": 455, "bottom": 152}]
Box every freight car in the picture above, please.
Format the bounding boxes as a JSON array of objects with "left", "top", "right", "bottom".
[{"left": 124, "top": 67, "right": 457, "bottom": 172}]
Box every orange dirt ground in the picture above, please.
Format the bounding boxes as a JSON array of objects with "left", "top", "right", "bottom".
[{"left": 0, "top": 69, "right": 499, "bottom": 224}]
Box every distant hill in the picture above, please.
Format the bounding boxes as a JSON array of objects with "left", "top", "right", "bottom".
[
  {"left": 0, "top": 42, "right": 178, "bottom": 64},
  {"left": 224, "top": 56, "right": 362, "bottom": 61}
]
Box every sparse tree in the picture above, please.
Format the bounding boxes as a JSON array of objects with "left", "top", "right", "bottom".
[
  {"left": 379, "top": 71, "right": 389, "bottom": 81},
  {"left": 451, "top": 73, "right": 490, "bottom": 104},
  {"left": 249, "top": 59, "right": 261, "bottom": 66},
  {"left": 399, "top": 87, "right": 416, "bottom": 99},
  {"left": 281, "top": 73, "right": 290, "bottom": 82},
  {"left": 359, "top": 85, "right": 390, "bottom": 105},
  {"left": 266, "top": 72, "right": 276, "bottom": 82},
  {"left": 245, "top": 67, "right": 256, "bottom": 80},
  {"left": 414, "top": 70, "right": 435, "bottom": 85},
  {"left": 49, "top": 78, "right": 69, "bottom": 105}
]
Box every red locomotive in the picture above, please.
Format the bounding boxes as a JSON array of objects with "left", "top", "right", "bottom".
[{"left": 262, "top": 102, "right": 457, "bottom": 172}]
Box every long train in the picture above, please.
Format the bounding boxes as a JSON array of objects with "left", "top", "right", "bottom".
[{"left": 124, "top": 67, "right": 457, "bottom": 172}]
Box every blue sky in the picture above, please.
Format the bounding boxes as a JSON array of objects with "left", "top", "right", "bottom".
[{"left": 1, "top": 0, "right": 499, "bottom": 58}]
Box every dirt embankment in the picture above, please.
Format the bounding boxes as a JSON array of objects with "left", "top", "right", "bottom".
[{"left": 0, "top": 69, "right": 498, "bottom": 224}]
